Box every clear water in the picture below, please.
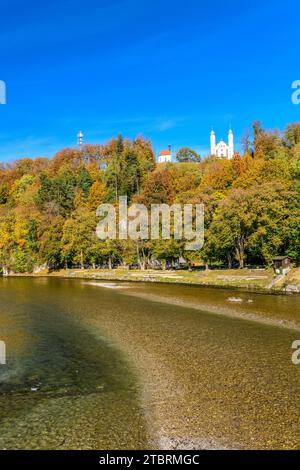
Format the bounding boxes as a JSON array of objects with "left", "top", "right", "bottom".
[
  {"left": 0, "top": 277, "right": 299, "bottom": 449},
  {"left": 0, "top": 277, "right": 149, "bottom": 449}
]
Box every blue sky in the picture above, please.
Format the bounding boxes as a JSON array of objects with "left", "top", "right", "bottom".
[{"left": 0, "top": 0, "right": 299, "bottom": 162}]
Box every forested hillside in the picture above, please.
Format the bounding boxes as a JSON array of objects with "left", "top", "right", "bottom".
[{"left": 0, "top": 122, "right": 299, "bottom": 273}]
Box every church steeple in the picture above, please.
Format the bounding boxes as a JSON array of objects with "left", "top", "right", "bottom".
[
  {"left": 210, "top": 129, "right": 216, "bottom": 156},
  {"left": 228, "top": 128, "right": 234, "bottom": 158}
]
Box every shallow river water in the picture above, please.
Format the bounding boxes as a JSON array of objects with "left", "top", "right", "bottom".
[{"left": 0, "top": 277, "right": 299, "bottom": 449}]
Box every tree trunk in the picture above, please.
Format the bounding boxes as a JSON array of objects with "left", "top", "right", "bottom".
[
  {"left": 236, "top": 236, "right": 245, "bottom": 269},
  {"left": 141, "top": 245, "right": 147, "bottom": 270},
  {"left": 140, "top": 260, "right": 146, "bottom": 271},
  {"left": 227, "top": 253, "right": 232, "bottom": 269},
  {"left": 108, "top": 254, "right": 112, "bottom": 270},
  {"left": 80, "top": 250, "right": 84, "bottom": 269}
]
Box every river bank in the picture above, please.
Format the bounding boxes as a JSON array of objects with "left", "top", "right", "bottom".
[{"left": 11, "top": 266, "right": 300, "bottom": 294}]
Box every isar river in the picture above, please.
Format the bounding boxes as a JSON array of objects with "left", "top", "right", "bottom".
[{"left": 0, "top": 277, "right": 299, "bottom": 449}]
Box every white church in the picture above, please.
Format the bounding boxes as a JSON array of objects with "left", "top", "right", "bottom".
[
  {"left": 210, "top": 129, "right": 234, "bottom": 158},
  {"left": 157, "top": 129, "right": 235, "bottom": 162}
]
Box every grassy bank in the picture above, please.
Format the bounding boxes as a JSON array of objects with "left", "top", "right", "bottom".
[{"left": 28, "top": 266, "right": 300, "bottom": 294}]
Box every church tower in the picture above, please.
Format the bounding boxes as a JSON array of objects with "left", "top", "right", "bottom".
[
  {"left": 228, "top": 129, "right": 234, "bottom": 158},
  {"left": 210, "top": 130, "right": 216, "bottom": 156}
]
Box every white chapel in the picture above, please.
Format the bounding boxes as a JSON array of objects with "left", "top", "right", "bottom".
[{"left": 210, "top": 129, "right": 234, "bottom": 158}]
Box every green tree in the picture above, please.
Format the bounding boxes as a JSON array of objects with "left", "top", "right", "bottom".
[
  {"left": 176, "top": 147, "right": 201, "bottom": 163},
  {"left": 61, "top": 209, "right": 97, "bottom": 268},
  {"left": 78, "top": 166, "right": 93, "bottom": 197}
]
